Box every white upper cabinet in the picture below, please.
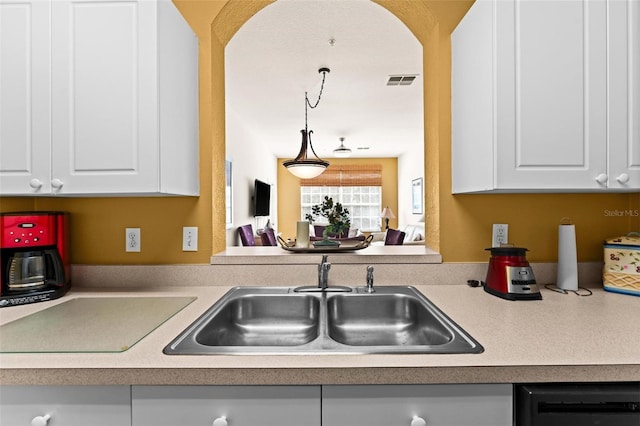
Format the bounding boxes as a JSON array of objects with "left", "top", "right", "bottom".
[
  {"left": 608, "top": 0, "right": 640, "bottom": 190},
  {"left": 452, "top": 0, "right": 639, "bottom": 193},
  {"left": 0, "top": 0, "right": 52, "bottom": 194},
  {"left": 0, "top": 0, "right": 199, "bottom": 196}
]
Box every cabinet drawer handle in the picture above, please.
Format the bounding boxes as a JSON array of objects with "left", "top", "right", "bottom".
[
  {"left": 616, "top": 173, "right": 630, "bottom": 184},
  {"left": 29, "top": 179, "right": 43, "bottom": 190},
  {"left": 31, "top": 414, "right": 50, "bottom": 426},
  {"left": 51, "top": 178, "right": 64, "bottom": 190},
  {"left": 595, "top": 173, "right": 608, "bottom": 185},
  {"left": 411, "top": 415, "right": 427, "bottom": 426},
  {"left": 212, "top": 416, "right": 228, "bottom": 426}
]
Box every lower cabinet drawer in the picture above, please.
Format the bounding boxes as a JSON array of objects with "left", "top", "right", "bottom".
[
  {"left": 132, "top": 385, "right": 321, "bottom": 426},
  {"left": 0, "top": 385, "right": 131, "bottom": 426},
  {"left": 322, "top": 384, "right": 513, "bottom": 426}
]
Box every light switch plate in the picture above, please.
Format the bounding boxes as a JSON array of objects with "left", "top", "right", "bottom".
[{"left": 182, "top": 227, "right": 198, "bottom": 251}]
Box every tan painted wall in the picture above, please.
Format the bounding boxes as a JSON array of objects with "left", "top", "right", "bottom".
[{"left": 1, "top": 0, "right": 638, "bottom": 264}]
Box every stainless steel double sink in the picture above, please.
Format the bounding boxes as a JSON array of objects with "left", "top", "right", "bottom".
[{"left": 164, "top": 286, "right": 483, "bottom": 355}]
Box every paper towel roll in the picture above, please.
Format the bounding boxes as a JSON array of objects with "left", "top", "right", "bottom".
[
  {"left": 296, "top": 221, "right": 310, "bottom": 248},
  {"left": 557, "top": 223, "right": 578, "bottom": 290}
]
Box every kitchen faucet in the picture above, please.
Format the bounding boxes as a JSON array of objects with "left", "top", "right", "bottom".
[
  {"left": 294, "top": 255, "right": 351, "bottom": 293},
  {"left": 318, "top": 255, "right": 331, "bottom": 290}
]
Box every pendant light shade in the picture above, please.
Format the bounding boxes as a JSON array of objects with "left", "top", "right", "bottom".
[
  {"left": 333, "top": 137, "right": 352, "bottom": 158},
  {"left": 283, "top": 68, "right": 331, "bottom": 178},
  {"left": 282, "top": 130, "right": 330, "bottom": 179}
]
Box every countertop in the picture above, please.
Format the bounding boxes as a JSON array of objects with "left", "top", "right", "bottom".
[
  {"left": 211, "top": 245, "right": 443, "bottom": 264},
  {"left": 1, "top": 283, "right": 639, "bottom": 386}
]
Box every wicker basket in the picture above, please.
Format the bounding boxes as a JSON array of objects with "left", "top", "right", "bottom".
[{"left": 603, "top": 232, "right": 640, "bottom": 296}]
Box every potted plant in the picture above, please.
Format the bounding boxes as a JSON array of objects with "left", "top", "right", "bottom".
[{"left": 305, "top": 196, "right": 351, "bottom": 246}]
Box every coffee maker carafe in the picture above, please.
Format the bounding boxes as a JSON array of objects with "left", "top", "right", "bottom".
[{"left": 0, "top": 212, "right": 70, "bottom": 307}]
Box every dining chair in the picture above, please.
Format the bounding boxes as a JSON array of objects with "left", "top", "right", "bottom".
[
  {"left": 384, "top": 228, "right": 406, "bottom": 245},
  {"left": 260, "top": 227, "right": 277, "bottom": 246},
  {"left": 238, "top": 224, "right": 256, "bottom": 246}
]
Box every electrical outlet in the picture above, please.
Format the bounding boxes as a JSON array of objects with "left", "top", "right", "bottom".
[
  {"left": 492, "top": 224, "right": 508, "bottom": 247},
  {"left": 182, "top": 226, "right": 198, "bottom": 251},
  {"left": 126, "top": 228, "right": 141, "bottom": 252}
]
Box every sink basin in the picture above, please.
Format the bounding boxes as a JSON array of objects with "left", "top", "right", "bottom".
[
  {"left": 164, "top": 286, "right": 483, "bottom": 355},
  {"left": 195, "top": 294, "right": 320, "bottom": 347},
  {"left": 327, "top": 293, "right": 454, "bottom": 346}
]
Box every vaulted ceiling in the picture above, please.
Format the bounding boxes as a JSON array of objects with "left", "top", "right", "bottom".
[{"left": 225, "top": 0, "right": 424, "bottom": 159}]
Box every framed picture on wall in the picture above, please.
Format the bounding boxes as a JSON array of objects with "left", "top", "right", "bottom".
[
  {"left": 412, "top": 177, "right": 423, "bottom": 214},
  {"left": 225, "top": 160, "right": 233, "bottom": 229}
]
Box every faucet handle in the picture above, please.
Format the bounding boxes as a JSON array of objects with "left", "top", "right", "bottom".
[{"left": 366, "top": 265, "right": 375, "bottom": 293}]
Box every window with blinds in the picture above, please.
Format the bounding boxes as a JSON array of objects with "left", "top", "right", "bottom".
[
  {"left": 299, "top": 164, "right": 382, "bottom": 187},
  {"left": 300, "top": 165, "right": 383, "bottom": 232}
]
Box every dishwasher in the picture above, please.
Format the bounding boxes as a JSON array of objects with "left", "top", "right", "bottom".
[{"left": 515, "top": 383, "right": 640, "bottom": 426}]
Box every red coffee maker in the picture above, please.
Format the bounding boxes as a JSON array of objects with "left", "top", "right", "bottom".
[
  {"left": 0, "top": 212, "right": 70, "bottom": 307},
  {"left": 484, "top": 246, "right": 542, "bottom": 300}
]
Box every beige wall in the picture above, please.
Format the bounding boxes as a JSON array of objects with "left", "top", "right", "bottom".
[{"left": 1, "top": 0, "right": 638, "bottom": 264}]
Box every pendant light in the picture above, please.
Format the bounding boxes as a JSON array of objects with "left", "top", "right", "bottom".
[
  {"left": 333, "top": 137, "right": 352, "bottom": 158},
  {"left": 283, "top": 68, "right": 331, "bottom": 179}
]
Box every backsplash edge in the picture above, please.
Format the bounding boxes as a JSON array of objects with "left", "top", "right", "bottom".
[{"left": 71, "top": 262, "right": 604, "bottom": 289}]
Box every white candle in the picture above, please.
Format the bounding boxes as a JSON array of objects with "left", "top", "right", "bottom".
[{"left": 296, "top": 221, "right": 309, "bottom": 248}]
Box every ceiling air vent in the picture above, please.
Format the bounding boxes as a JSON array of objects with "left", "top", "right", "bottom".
[{"left": 387, "top": 75, "right": 417, "bottom": 86}]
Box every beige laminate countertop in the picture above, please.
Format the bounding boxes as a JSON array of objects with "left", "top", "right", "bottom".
[{"left": 1, "top": 284, "right": 638, "bottom": 385}]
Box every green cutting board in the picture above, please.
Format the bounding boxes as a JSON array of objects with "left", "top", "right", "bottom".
[{"left": 0, "top": 297, "right": 195, "bottom": 353}]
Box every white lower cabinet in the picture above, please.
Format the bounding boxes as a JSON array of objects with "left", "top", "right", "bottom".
[
  {"left": 131, "top": 384, "right": 511, "bottom": 426},
  {"left": 0, "top": 385, "right": 131, "bottom": 426},
  {"left": 131, "top": 385, "right": 321, "bottom": 426},
  {"left": 0, "top": 384, "right": 512, "bottom": 426},
  {"left": 322, "top": 384, "right": 513, "bottom": 426}
]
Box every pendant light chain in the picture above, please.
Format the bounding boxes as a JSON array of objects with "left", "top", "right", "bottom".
[
  {"left": 306, "top": 69, "right": 328, "bottom": 109},
  {"left": 304, "top": 68, "right": 329, "bottom": 132},
  {"left": 304, "top": 68, "right": 329, "bottom": 158}
]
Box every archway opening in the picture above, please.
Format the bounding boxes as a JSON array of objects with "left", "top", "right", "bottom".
[{"left": 210, "top": 0, "right": 441, "bottom": 254}]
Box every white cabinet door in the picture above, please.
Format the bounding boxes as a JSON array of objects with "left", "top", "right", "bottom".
[
  {"left": 323, "top": 384, "right": 512, "bottom": 426},
  {"left": 132, "top": 385, "right": 321, "bottom": 426},
  {"left": 495, "top": 0, "right": 607, "bottom": 191},
  {"left": 0, "top": 385, "right": 131, "bottom": 426},
  {"left": 50, "top": 0, "right": 158, "bottom": 194},
  {"left": 608, "top": 0, "right": 640, "bottom": 190},
  {"left": 0, "top": 0, "right": 52, "bottom": 194},
  {"left": 452, "top": 0, "right": 638, "bottom": 193},
  {"left": 50, "top": 0, "right": 198, "bottom": 195},
  {"left": 0, "top": 0, "right": 198, "bottom": 196}
]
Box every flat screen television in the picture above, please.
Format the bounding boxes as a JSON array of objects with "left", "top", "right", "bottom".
[{"left": 253, "top": 179, "right": 271, "bottom": 217}]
